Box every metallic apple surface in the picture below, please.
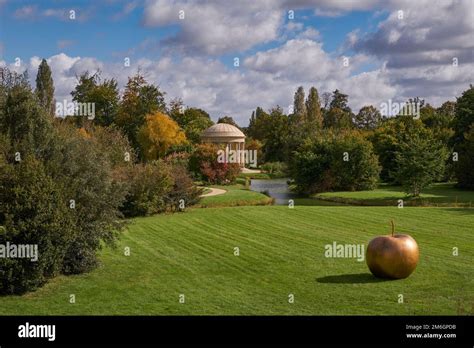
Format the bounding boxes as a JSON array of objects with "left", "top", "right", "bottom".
[{"left": 366, "top": 233, "right": 419, "bottom": 279}]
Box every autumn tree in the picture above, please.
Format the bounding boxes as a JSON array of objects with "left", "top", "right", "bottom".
[
  {"left": 116, "top": 73, "right": 166, "bottom": 156},
  {"left": 138, "top": 111, "right": 187, "bottom": 160}
]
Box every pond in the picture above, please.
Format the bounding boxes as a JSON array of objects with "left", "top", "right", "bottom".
[
  {"left": 249, "top": 178, "right": 348, "bottom": 206},
  {"left": 250, "top": 178, "right": 302, "bottom": 205}
]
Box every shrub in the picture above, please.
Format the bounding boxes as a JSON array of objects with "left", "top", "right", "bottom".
[
  {"left": 261, "top": 161, "right": 288, "bottom": 178},
  {"left": 189, "top": 143, "right": 240, "bottom": 184},
  {"left": 290, "top": 131, "right": 380, "bottom": 193},
  {"left": 0, "top": 68, "right": 127, "bottom": 290},
  {"left": 166, "top": 164, "right": 203, "bottom": 211},
  {"left": 119, "top": 161, "right": 173, "bottom": 217},
  {"left": 0, "top": 157, "right": 74, "bottom": 294},
  {"left": 48, "top": 124, "right": 127, "bottom": 274}
]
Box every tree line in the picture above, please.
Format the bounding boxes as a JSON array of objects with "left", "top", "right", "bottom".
[{"left": 245, "top": 85, "right": 474, "bottom": 195}]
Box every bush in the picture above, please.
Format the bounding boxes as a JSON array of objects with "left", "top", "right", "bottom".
[
  {"left": 0, "top": 68, "right": 127, "bottom": 290},
  {"left": 118, "top": 161, "right": 173, "bottom": 217},
  {"left": 0, "top": 157, "right": 74, "bottom": 294},
  {"left": 290, "top": 131, "right": 380, "bottom": 194},
  {"left": 189, "top": 143, "right": 240, "bottom": 184},
  {"left": 261, "top": 161, "right": 288, "bottom": 178},
  {"left": 48, "top": 124, "right": 127, "bottom": 274},
  {"left": 166, "top": 164, "right": 203, "bottom": 211}
]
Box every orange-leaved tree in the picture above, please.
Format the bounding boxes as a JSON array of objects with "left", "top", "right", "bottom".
[{"left": 138, "top": 111, "right": 187, "bottom": 160}]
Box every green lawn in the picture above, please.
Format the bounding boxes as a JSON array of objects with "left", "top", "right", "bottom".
[
  {"left": 198, "top": 184, "right": 273, "bottom": 208},
  {"left": 315, "top": 183, "right": 474, "bottom": 207},
  {"left": 0, "top": 205, "right": 472, "bottom": 315}
]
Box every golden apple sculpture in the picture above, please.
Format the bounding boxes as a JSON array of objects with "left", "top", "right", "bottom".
[{"left": 366, "top": 220, "right": 419, "bottom": 279}]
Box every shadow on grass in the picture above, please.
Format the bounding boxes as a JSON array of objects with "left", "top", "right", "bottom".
[{"left": 316, "top": 273, "right": 392, "bottom": 284}]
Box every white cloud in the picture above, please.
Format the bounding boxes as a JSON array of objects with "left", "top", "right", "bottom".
[{"left": 143, "top": 0, "right": 283, "bottom": 55}]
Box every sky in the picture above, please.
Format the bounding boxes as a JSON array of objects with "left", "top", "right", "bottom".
[{"left": 0, "top": 0, "right": 473, "bottom": 126}]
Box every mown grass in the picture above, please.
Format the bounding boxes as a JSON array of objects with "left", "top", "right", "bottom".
[
  {"left": 315, "top": 183, "right": 474, "bottom": 207},
  {"left": 198, "top": 184, "right": 273, "bottom": 208},
  {"left": 0, "top": 205, "right": 472, "bottom": 315}
]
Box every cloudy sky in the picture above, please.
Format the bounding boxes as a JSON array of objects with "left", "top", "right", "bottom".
[{"left": 0, "top": 0, "right": 473, "bottom": 125}]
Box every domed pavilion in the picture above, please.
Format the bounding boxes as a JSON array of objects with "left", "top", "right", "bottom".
[{"left": 201, "top": 123, "right": 246, "bottom": 167}]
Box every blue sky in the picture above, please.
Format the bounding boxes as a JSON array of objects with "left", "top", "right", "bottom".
[
  {"left": 1, "top": 2, "right": 380, "bottom": 65},
  {"left": 1, "top": 0, "right": 472, "bottom": 125}
]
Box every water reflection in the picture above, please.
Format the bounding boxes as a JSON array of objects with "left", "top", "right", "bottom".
[
  {"left": 249, "top": 178, "right": 348, "bottom": 206},
  {"left": 249, "top": 178, "right": 301, "bottom": 205}
]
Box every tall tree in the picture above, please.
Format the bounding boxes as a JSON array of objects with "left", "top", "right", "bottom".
[
  {"left": 35, "top": 59, "right": 55, "bottom": 116},
  {"left": 305, "top": 86, "right": 323, "bottom": 130},
  {"left": 1, "top": 67, "right": 53, "bottom": 155},
  {"left": 263, "top": 106, "right": 290, "bottom": 162},
  {"left": 293, "top": 86, "right": 306, "bottom": 120},
  {"left": 247, "top": 107, "right": 271, "bottom": 141}
]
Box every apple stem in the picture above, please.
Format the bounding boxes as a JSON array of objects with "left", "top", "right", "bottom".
[{"left": 391, "top": 219, "right": 395, "bottom": 236}]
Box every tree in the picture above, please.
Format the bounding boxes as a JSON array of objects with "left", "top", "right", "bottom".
[
  {"left": 369, "top": 117, "right": 428, "bottom": 183},
  {"left": 290, "top": 130, "right": 380, "bottom": 194},
  {"left": 217, "top": 115, "right": 239, "bottom": 128},
  {"left": 324, "top": 107, "right": 352, "bottom": 129},
  {"left": 305, "top": 86, "right": 323, "bottom": 130},
  {"left": 35, "top": 59, "right": 55, "bottom": 116},
  {"left": 0, "top": 67, "right": 126, "bottom": 290},
  {"left": 454, "top": 126, "right": 474, "bottom": 189},
  {"left": 263, "top": 106, "right": 290, "bottom": 162},
  {"left": 247, "top": 107, "right": 271, "bottom": 141},
  {"left": 324, "top": 90, "right": 353, "bottom": 129},
  {"left": 453, "top": 86, "right": 474, "bottom": 145},
  {"left": 329, "top": 89, "right": 351, "bottom": 113},
  {"left": 453, "top": 86, "right": 474, "bottom": 188},
  {"left": 293, "top": 86, "right": 306, "bottom": 120},
  {"left": 116, "top": 73, "right": 166, "bottom": 156},
  {"left": 0, "top": 157, "right": 74, "bottom": 294},
  {"left": 138, "top": 111, "right": 187, "bottom": 160},
  {"left": 1, "top": 68, "right": 54, "bottom": 158},
  {"left": 71, "top": 72, "right": 120, "bottom": 127},
  {"left": 170, "top": 105, "right": 213, "bottom": 144},
  {"left": 355, "top": 105, "right": 382, "bottom": 130},
  {"left": 392, "top": 129, "right": 448, "bottom": 196}
]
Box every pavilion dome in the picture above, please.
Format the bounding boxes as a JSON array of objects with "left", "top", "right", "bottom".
[{"left": 201, "top": 123, "right": 245, "bottom": 143}]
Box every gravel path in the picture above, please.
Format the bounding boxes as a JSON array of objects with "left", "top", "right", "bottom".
[{"left": 199, "top": 187, "right": 227, "bottom": 197}]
